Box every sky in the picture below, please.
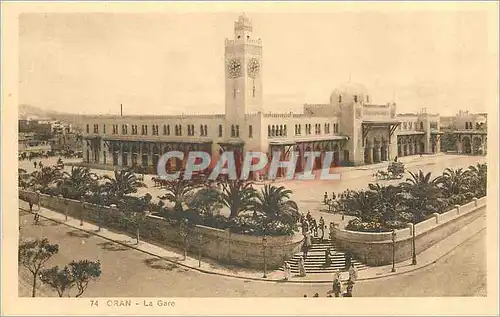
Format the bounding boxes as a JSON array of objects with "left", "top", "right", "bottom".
[{"left": 19, "top": 10, "right": 495, "bottom": 116}]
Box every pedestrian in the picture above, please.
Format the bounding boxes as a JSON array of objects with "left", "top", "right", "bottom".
[
  {"left": 33, "top": 161, "right": 37, "bottom": 169},
  {"left": 332, "top": 271, "right": 342, "bottom": 297},
  {"left": 312, "top": 219, "right": 318, "bottom": 237},
  {"left": 319, "top": 216, "right": 325, "bottom": 240},
  {"left": 324, "top": 247, "right": 335, "bottom": 267},
  {"left": 348, "top": 263, "right": 358, "bottom": 282},
  {"left": 283, "top": 261, "right": 291, "bottom": 281},
  {"left": 28, "top": 200, "right": 33, "bottom": 212},
  {"left": 33, "top": 212, "right": 40, "bottom": 225},
  {"left": 298, "top": 257, "right": 306, "bottom": 277},
  {"left": 306, "top": 211, "right": 312, "bottom": 224},
  {"left": 302, "top": 238, "right": 309, "bottom": 260},
  {"left": 344, "top": 279, "right": 354, "bottom": 297},
  {"left": 344, "top": 251, "right": 352, "bottom": 270},
  {"left": 329, "top": 222, "right": 335, "bottom": 240}
]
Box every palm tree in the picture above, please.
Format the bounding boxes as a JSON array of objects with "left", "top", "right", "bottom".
[
  {"left": 468, "top": 163, "right": 487, "bottom": 198},
  {"left": 56, "top": 166, "right": 98, "bottom": 200},
  {"left": 219, "top": 179, "right": 257, "bottom": 218},
  {"left": 342, "top": 190, "right": 378, "bottom": 222},
  {"left": 31, "top": 166, "right": 62, "bottom": 192},
  {"left": 436, "top": 168, "right": 473, "bottom": 205},
  {"left": 401, "top": 170, "right": 444, "bottom": 222},
  {"left": 368, "top": 183, "right": 404, "bottom": 223},
  {"left": 185, "top": 187, "right": 224, "bottom": 216},
  {"left": 253, "top": 185, "right": 300, "bottom": 224},
  {"left": 103, "top": 169, "right": 146, "bottom": 199},
  {"left": 160, "top": 179, "right": 204, "bottom": 212}
]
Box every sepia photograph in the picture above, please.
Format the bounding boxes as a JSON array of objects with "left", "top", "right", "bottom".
[{"left": 2, "top": 1, "right": 499, "bottom": 316}]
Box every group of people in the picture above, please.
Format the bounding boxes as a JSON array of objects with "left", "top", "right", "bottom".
[
  {"left": 300, "top": 211, "right": 326, "bottom": 240},
  {"left": 33, "top": 161, "right": 45, "bottom": 169},
  {"left": 296, "top": 264, "right": 358, "bottom": 297}
]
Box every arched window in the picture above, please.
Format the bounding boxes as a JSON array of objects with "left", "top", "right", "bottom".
[
  {"left": 283, "top": 125, "right": 287, "bottom": 136},
  {"left": 271, "top": 125, "right": 275, "bottom": 137},
  {"left": 218, "top": 125, "right": 223, "bottom": 137},
  {"left": 354, "top": 95, "right": 358, "bottom": 103},
  {"left": 268, "top": 125, "right": 271, "bottom": 137},
  {"left": 249, "top": 125, "right": 253, "bottom": 138},
  {"left": 338, "top": 95, "right": 342, "bottom": 103},
  {"left": 236, "top": 125, "right": 240, "bottom": 137},
  {"left": 204, "top": 125, "right": 208, "bottom": 136},
  {"left": 279, "top": 125, "right": 283, "bottom": 136},
  {"left": 231, "top": 125, "right": 235, "bottom": 137}
]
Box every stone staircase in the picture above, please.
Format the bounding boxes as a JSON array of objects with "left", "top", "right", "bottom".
[{"left": 282, "top": 237, "right": 367, "bottom": 274}]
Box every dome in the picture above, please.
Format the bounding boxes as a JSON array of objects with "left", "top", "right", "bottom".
[{"left": 330, "top": 81, "right": 370, "bottom": 104}]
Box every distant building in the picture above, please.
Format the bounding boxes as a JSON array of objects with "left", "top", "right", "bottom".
[{"left": 18, "top": 132, "right": 51, "bottom": 155}]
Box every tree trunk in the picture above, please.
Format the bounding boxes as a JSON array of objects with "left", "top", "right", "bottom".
[
  {"left": 230, "top": 206, "right": 238, "bottom": 218},
  {"left": 98, "top": 209, "right": 101, "bottom": 232},
  {"left": 65, "top": 204, "right": 68, "bottom": 221},
  {"left": 136, "top": 227, "right": 140, "bottom": 245},
  {"left": 183, "top": 236, "right": 188, "bottom": 260},
  {"left": 32, "top": 272, "right": 38, "bottom": 297}
]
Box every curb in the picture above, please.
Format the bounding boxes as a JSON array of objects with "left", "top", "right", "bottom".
[{"left": 20, "top": 206, "right": 486, "bottom": 284}]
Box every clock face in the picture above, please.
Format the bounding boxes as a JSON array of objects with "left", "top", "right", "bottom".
[
  {"left": 227, "top": 58, "right": 242, "bottom": 78},
  {"left": 247, "top": 58, "right": 260, "bottom": 78}
]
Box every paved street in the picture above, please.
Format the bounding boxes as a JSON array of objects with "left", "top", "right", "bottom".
[{"left": 19, "top": 209, "right": 486, "bottom": 297}]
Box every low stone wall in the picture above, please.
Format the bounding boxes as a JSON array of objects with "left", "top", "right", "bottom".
[
  {"left": 19, "top": 190, "right": 303, "bottom": 269},
  {"left": 332, "top": 197, "right": 486, "bottom": 266}
]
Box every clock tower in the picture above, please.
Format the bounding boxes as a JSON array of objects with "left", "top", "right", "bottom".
[{"left": 224, "top": 14, "right": 263, "bottom": 124}]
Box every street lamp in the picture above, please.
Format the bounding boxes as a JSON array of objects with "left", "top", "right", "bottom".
[
  {"left": 391, "top": 230, "right": 396, "bottom": 272},
  {"left": 262, "top": 235, "right": 268, "bottom": 278},
  {"left": 198, "top": 233, "right": 203, "bottom": 268},
  {"left": 411, "top": 222, "right": 417, "bottom": 265},
  {"left": 36, "top": 190, "right": 41, "bottom": 211}
]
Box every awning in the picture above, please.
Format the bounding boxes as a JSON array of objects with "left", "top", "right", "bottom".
[
  {"left": 396, "top": 131, "right": 425, "bottom": 136},
  {"left": 218, "top": 139, "right": 245, "bottom": 146},
  {"left": 362, "top": 119, "right": 401, "bottom": 124},
  {"left": 452, "top": 129, "right": 487, "bottom": 135},
  {"left": 269, "top": 140, "right": 297, "bottom": 146},
  {"left": 294, "top": 135, "right": 348, "bottom": 142}
]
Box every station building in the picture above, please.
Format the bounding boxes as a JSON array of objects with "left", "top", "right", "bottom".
[{"left": 81, "top": 15, "right": 476, "bottom": 177}]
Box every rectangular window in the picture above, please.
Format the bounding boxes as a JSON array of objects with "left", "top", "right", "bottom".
[
  {"left": 163, "top": 125, "right": 167, "bottom": 135},
  {"left": 103, "top": 124, "right": 106, "bottom": 134},
  {"left": 249, "top": 125, "right": 253, "bottom": 138},
  {"left": 86, "top": 124, "right": 89, "bottom": 133},
  {"left": 219, "top": 125, "right": 223, "bottom": 137}
]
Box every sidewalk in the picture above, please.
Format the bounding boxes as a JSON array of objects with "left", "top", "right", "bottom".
[{"left": 19, "top": 199, "right": 485, "bottom": 284}]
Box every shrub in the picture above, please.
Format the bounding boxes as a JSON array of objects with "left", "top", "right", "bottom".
[{"left": 345, "top": 219, "right": 387, "bottom": 233}]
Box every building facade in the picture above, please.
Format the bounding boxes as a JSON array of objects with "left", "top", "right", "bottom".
[{"left": 81, "top": 15, "right": 481, "bottom": 177}]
